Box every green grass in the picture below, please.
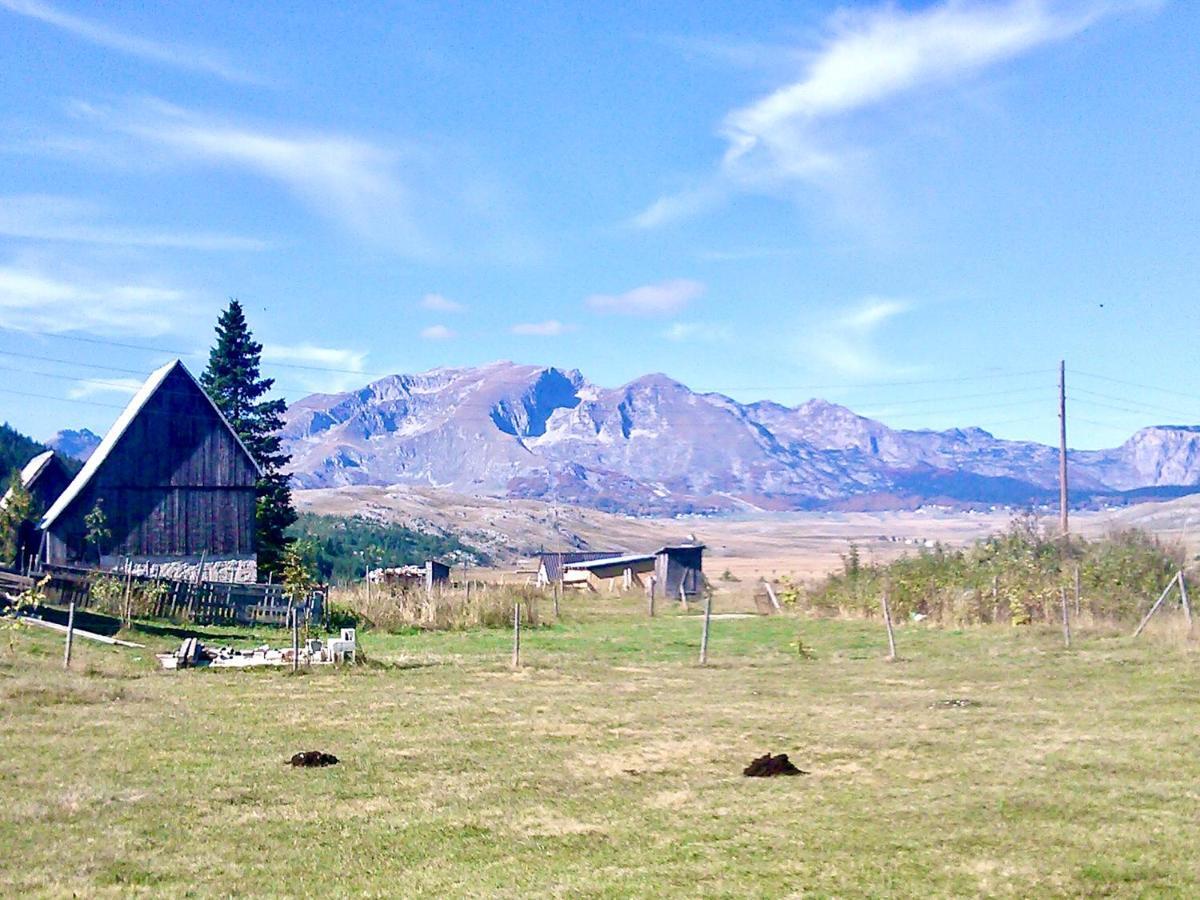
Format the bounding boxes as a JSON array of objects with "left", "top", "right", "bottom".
[{"left": 1, "top": 597, "right": 1198, "bottom": 897}]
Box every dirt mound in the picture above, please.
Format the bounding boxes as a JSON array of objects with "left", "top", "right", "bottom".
[
  {"left": 289, "top": 750, "right": 339, "bottom": 768},
  {"left": 743, "top": 752, "right": 806, "bottom": 777}
]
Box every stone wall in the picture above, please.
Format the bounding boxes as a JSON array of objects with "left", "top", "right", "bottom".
[{"left": 100, "top": 554, "right": 258, "bottom": 585}]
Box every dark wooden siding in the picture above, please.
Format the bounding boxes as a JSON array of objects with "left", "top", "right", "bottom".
[
  {"left": 26, "top": 456, "right": 72, "bottom": 515},
  {"left": 49, "top": 365, "right": 259, "bottom": 561},
  {"left": 654, "top": 547, "right": 704, "bottom": 599}
]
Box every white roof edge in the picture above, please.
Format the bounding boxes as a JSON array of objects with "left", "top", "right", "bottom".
[
  {"left": 1, "top": 449, "right": 56, "bottom": 510},
  {"left": 564, "top": 552, "right": 656, "bottom": 570},
  {"left": 40, "top": 360, "right": 263, "bottom": 530}
]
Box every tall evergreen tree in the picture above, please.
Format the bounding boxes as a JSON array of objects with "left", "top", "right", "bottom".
[{"left": 200, "top": 299, "right": 296, "bottom": 578}]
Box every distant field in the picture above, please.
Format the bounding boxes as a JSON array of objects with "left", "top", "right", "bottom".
[
  {"left": 296, "top": 485, "right": 1200, "bottom": 582},
  {"left": 2, "top": 597, "right": 1198, "bottom": 896}
]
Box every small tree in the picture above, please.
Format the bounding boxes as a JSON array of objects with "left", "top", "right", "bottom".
[
  {"left": 0, "top": 471, "right": 35, "bottom": 565},
  {"left": 84, "top": 500, "right": 111, "bottom": 565}
]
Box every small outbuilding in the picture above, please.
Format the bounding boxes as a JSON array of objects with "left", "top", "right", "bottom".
[
  {"left": 534, "top": 551, "right": 622, "bottom": 588},
  {"left": 654, "top": 544, "right": 705, "bottom": 601},
  {"left": 372, "top": 559, "right": 451, "bottom": 593},
  {"left": 1, "top": 450, "right": 74, "bottom": 567},
  {"left": 564, "top": 552, "right": 656, "bottom": 592}
]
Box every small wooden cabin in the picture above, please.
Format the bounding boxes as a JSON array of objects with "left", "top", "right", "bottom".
[
  {"left": 1, "top": 450, "right": 74, "bottom": 567},
  {"left": 654, "top": 544, "right": 705, "bottom": 601},
  {"left": 40, "top": 360, "right": 262, "bottom": 582},
  {"left": 372, "top": 560, "right": 451, "bottom": 592},
  {"left": 564, "top": 552, "right": 656, "bottom": 592}
]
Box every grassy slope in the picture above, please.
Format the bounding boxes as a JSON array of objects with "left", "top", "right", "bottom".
[{"left": 0, "top": 602, "right": 1197, "bottom": 897}]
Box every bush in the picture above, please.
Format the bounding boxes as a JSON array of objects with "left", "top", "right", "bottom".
[{"left": 804, "top": 514, "right": 1183, "bottom": 627}]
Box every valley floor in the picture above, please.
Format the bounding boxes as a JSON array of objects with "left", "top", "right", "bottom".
[{"left": 2, "top": 599, "right": 1198, "bottom": 897}]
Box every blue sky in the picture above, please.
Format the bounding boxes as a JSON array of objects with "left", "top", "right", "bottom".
[{"left": 0, "top": 0, "right": 1196, "bottom": 449}]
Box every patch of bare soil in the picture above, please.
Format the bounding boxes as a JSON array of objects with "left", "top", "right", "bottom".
[
  {"left": 289, "top": 751, "right": 339, "bottom": 768},
  {"left": 743, "top": 753, "right": 806, "bottom": 777}
]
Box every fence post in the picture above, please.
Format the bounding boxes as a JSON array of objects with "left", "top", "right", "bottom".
[
  {"left": 63, "top": 600, "right": 75, "bottom": 670},
  {"left": 699, "top": 590, "right": 712, "bottom": 665},
  {"left": 881, "top": 587, "right": 898, "bottom": 661},
  {"left": 1074, "top": 564, "right": 1081, "bottom": 617},
  {"left": 553, "top": 579, "right": 560, "bottom": 620},
  {"left": 511, "top": 601, "right": 521, "bottom": 669},
  {"left": 1060, "top": 586, "right": 1071, "bottom": 649},
  {"left": 648, "top": 576, "right": 656, "bottom": 617},
  {"left": 291, "top": 606, "right": 299, "bottom": 672},
  {"left": 1133, "top": 572, "right": 1180, "bottom": 637}
]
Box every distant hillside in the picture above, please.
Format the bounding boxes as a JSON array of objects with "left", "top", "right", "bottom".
[
  {"left": 278, "top": 362, "right": 1200, "bottom": 515},
  {"left": 0, "top": 423, "right": 49, "bottom": 485}
]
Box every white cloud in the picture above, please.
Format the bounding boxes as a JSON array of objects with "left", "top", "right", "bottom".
[
  {"left": 662, "top": 321, "right": 732, "bottom": 344},
  {"left": 261, "top": 342, "right": 369, "bottom": 393},
  {"left": 804, "top": 297, "right": 917, "bottom": 379},
  {"left": 636, "top": 0, "right": 1154, "bottom": 227},
  {"left": 68, "top": 377, "right": 143, "bottom": 400},
  {"left": 0, "top": 194, "right": 268, "bottom": 251},
  {"left": 586, "top": 279, "right": 706, "bottom": 316},
  {"left": 510, "top": 320, "right": 575, "bottom": 337},
  {"left": 0, "top": 0, "right": 263, "bottom": 84},
  {"left": 420, "top": 324, "right": 456, "bottom": 340},
  {"left": 420, "top": 293, "right": 464, "bottom": 313},
  {"left": 0, "top": 262, "right": 193, "bottom": 336},
  {"left": 69, "top": 99, "right": 536, "bottom": 263}
]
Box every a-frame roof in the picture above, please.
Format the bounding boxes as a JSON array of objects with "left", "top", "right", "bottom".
[
  {"left": 0, "top": 450, "right": 57, "bottom": 510},
  {"left": 40, "top": 360, "right": 263, "bottom": 530}
]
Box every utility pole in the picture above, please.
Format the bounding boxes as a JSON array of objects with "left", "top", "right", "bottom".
[{"left": 1059, "top": 359, "right": 1069, "bottom": 538}]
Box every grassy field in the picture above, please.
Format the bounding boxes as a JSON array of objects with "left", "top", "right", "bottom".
[{"left": 1, "top": 597, "right": 1198, "bottom": 897}]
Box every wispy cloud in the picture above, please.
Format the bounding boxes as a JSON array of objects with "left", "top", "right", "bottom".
[
  {"left": 0, "top": 261, "right": 193, "bottom": 336},
  {"left": 662, "top": 321, "right": 732, "bottom": 344},
  {"left": 420, "top": 293, "right": 465, "bottom": 313},
  {"left": 804, "top": 297, "right": 917, "bottom": 379},
  {"left": 68, "top": 376, "right": 142, "bottom": 400},
  {"left": 0, "top": 194, "right": 269, "bottom": 251},
  {"left": 636, "top": 0, "right": 1154, "bottom": 228},
  {"left": 0, "top": 0, "right": 264, "bottom": 85},
  {"left": 261, "top": 342, "right": 368, "bottom": 393},
  {"left": 69, "top": 98, "right": 536, "bottom": 262},
  {"left": 510, "top": 320, "right": 575, "bottom": 337},
  {"left": 586, "top": 279, "right": 705, "bottom": 316},
  {"left": 420, "top": 324, "right": 456, "bottom": 340}
]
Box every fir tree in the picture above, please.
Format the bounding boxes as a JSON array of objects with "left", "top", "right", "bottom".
[{"left": 200, "top": 299, "right": 297, "bottom": 578}]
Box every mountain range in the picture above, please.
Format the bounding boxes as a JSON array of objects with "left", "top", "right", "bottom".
[{"left": 278, "top": 362, "right": 1200, "bottom": 514}]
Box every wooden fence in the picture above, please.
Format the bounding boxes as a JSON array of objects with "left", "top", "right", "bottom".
[{"left": 39, "top": 564, "right": 325, "bottom": 627}]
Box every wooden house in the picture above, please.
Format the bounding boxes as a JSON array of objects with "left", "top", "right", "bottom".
[
  {"left": 1, "top": 450, "right": 74, "bottom": 568},
  {"left": 39, "top": 360, "right": 262, "bottom": 583},
  {"left": 654, "top": 544, "right": 705, "bottom": 601}
]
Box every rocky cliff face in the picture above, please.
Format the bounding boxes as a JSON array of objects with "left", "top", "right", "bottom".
[
  {"left": 278, "top": 362, "right": 1200, "bottom": 513},
  {"left": 47, "top": 428, "right": 101, "bottom": 463}
]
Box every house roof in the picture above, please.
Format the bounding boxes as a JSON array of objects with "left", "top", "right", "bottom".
[
  {"left": 656, "top": 544, "right": 706, "bottom": 554},
  {"left": 536, "top": 550, "right": 621, "bottom": 581},
  {"left": 564, "top": 553, "right": 656, "bottom": 572},
  {"left": 0, "top": 450, "right": 56, "bottom": 510},
  {"left": 40, "top": 360, "right": 263, "bottom": 530}
]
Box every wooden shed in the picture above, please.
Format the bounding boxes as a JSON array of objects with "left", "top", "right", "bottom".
[
  {"left": 564, "top": 552, "right": 656, "bottom": 592},
  {"left": 534, "top": 551, "right": 621, "bottom": 587},
  {"left": 39, "top": 360, "right": 262, "bottom": 583},
  {"left": 654, "top": 544, "right": 705, "bottom": 601},
  {"left": 1, "top": 450, "right": 74, "bottom": 568}
]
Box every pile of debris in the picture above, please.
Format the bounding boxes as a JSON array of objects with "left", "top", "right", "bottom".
[
  {"left": 743, "top": 752, "right": 807, "bottom": 777},
  {"left": 158, "top": 629, "right": 357, "bottom": 670},
  {"left": 289, "top": 750, "right": 339, "bottom": 768}
]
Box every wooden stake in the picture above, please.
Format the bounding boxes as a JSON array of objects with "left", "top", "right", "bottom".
[
  {"left": 764, "top": 581, "right": 782, "bottom": 612},
  {"left": 122, "top": 558, "right": 133, "bottom": 628},
  {"left": 679, "top": 582, "right": 688, "bottom": 612},
  {"left": 1133, "top": 571, "right": 1180, "bottom": 637},
  {"left": 553, "top": 579, "right": 560, "bottom": 619},
  {"left": 881, "top": 588, "right": 897, "bottom": 661},
  {"left": 991, "top": 574, "right": 999, "bottom": 623},
  {"left": 1060, "top": 586, "right": 1071, "bottom": 649},
  {"left": 291, "top": 607, "right": 299, "bottom": 672},
  {"left": 648, "top": 576, "right": 656, "bottom": 617},
  {"left": 63, "top": 600, "right": 75, "bottom": 670},
  {"left": 511, "top": 601, "right": 521, "bottom": 669},
  {"left": 1179, "top": 571, "right": 1192, "bottom": 628},
  {"left": 699, "top": 590, "right": 712, "bottom": 665},
  {"left": 1058, "top": 359, "right": 1069, "bottom": 538}
]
